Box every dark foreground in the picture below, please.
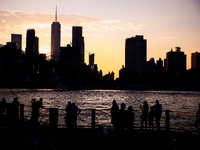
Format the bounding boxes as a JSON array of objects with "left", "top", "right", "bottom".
[{"left": 0, "top": 126, "right": 199, "bottom": 150}]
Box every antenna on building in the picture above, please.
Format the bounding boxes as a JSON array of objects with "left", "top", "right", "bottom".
[{"left": 55, "top": 6, "right": 57, "bottom": 22}]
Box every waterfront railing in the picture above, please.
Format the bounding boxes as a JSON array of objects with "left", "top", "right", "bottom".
[{"left": 16, "top": 104, "right": 197, "bottom": 133}]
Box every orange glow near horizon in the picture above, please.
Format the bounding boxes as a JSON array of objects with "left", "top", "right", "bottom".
[{"left": 0, "top": 0, "right": 200, "bottom": 79}]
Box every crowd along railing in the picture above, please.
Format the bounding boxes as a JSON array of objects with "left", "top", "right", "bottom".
[{"left": 3, "top": 103, "right": 197, "bottom": 133}]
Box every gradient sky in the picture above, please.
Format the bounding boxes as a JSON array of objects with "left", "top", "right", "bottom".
[{"left": 0, "top": 0, "right": 200, "bottom": 78}]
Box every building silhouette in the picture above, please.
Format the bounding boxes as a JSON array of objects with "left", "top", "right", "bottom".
[
  {"left": 146, "top": 58, "right": 156, "bottom": 73},
  {"left": 156, "top": 58, "right": 163, "bottom": 71},
  {"left": 51, "top": 7, "right": 61, "bottom": 62},
  {"left": 34, "top": 36, "right": 39, "bottom": 56},
  {"left": 11, "top": 34, "right": 22, "bottom": 50},
  {"left": 60, "top": 44, "right": 81, "bottom": 84},
  {"left": 103, "top": 71, "right": 114, "bottom": 82},
  {"left": 89, "top": 53, "right": 95, "bottom": 70},
  {"left": 125, "top": 35, "right": 146, "bottom": 74},
  {"left": 25, "top": 29, "right": 36, "bottom": 56},
  {"left": 191, "top": 52, "right": 200, "bottom": 70},
  {"left": 165, "top": 47, "right": 186, "bottom": 73},
  {"left": 72, "top": 26, "right": 84, "bottom": 64}
]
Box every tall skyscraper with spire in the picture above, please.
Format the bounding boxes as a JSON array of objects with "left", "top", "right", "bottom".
[{"left": 51, "top": 6, "right": 61, "bottom": 62}]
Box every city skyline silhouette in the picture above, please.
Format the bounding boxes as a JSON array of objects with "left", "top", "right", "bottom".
[{"left": 0, "top": 0, "right": 200, "bottom": 79}]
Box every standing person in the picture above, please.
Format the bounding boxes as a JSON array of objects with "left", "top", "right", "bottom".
[
  {"left": 127, "top": 106, "right": 135, "bottom": 131},
  {"left": 65, "top": 101, "right": 72, "bottom": 128},
  {"left": 31, "top": 99, "right": 41, "bottom": 124},
  {"left": 148, "top": 106, "right": 155, "bottom": 130},
  {"left": 111, "top": 100, "right": 119, "bottom": 129},
  {"left": 0, "top": 98, "right": 6, "bottom": 118},
  {"left": 118, "top": 103, "right": 127, "bottom": 132},
  {"left": 140, "top": 101, "right": 149, "bottom": 129},
  {"left": 194, "top": 103, "right": 200, "bottom": 131},
  {"left": 12, "top": 97, "right": 20, "bottom": 121},
  {"left": 71, "top": 103, "right": 81, "bottom": 128},
  {"left": 38, "top": 98, "right": 43, "bottom": 108},
  {"left": 154, "top": 100, "right": 162, "bottom": 130}
]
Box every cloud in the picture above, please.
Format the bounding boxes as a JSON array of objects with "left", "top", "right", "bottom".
[
  {"left": 0, "top": 10, "right": 147, "bottom": 37},
  {"left": 0, "top": 10, "right": 148, "bottom": 54}
]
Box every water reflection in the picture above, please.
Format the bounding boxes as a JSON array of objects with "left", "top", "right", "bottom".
[
  {"left": 0, "top": 89, "right": 199, "bottom": 129},
  {"left": 0, "top": 89, "right": 199, "bottom": 112}
]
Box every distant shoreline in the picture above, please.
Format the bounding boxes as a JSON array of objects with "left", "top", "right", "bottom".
[{"left": 1, "top": 84, "right": 200, "bottom": 91}]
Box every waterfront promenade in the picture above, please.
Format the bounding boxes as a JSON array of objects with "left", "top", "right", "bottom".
[{"left": 0, "top": 102, "right": 199, "bottom": 150}]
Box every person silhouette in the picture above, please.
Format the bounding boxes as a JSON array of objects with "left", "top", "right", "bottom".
[
  {"left": 194, "top": 103, "right": 200, "bottom": 131},
  {"left": 38, "top": 98, "right": 43, "bottom": 108},
  {"left": 71, "top": 103, "right": 81, "bottom": 128},
  {"left": 140, "top": 101, "right": 149, "bottom": 129},
  {"left": 12, "top": 97, "right": 20, "bottom": 121},
  {"left": 0, "top": 98, "right": 6, "bottom": 118},
  {"left": 148, "top": 106, "right": 155, "bottom": 130},
  {"left": 31, "top": 99, "right": 42, "bottom": 124},
  {"left": 154, "top": 100, "right": 162, "bottom": 130},
  {"left": 118, "top": 103, "right": 127, "bottom": 132},
  {"left": 65, "top": 101, "right": 72, "bottom": 128},
  {"left": 127, "top": 106, "right": 135, "bottom": 131},
  {"left": 111, "top": 100, "right": 119, "bottom": 129}
]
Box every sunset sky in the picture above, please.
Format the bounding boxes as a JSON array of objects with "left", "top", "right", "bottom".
[{"left": 0, "top": 0, "right": 200, "bottom": 78}]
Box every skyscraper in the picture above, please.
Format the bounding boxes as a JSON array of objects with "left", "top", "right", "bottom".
[
  {"left": 191, "top": 52, "right": 200, "bottom": 69},
  {"left": 156, "top": 58, "right": 163, "bottom": 71},
  {"left": 25, "top": 29, "right": 39, "bottom": 56},
  {"left": 89, "top": 53, "right": 95, "bottom": 69},
  {"left": 125, "top": 35, "right": 147, "bottom": 74},
  {"left": 34, "top": 36, "right": 39, "bottom": 56},
  {"left": 51, "top": 6, "right": 61, "bottom": 62},
  {"left": 26, "top": 29, "right": 35, "bottom": 56},
  {"left": 72, "top": 26, "right": 84, "bottom": 64},
  {"left": 165, "top": 47, "right": 186, "bottom": 73},
  {"left": 11, "top": 34, "right": 22, "bottom": 50}
]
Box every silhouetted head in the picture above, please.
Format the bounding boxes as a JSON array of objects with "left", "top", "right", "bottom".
[
  {"left": 14, "top": 97, "right": 18, "bottom": 101},
  {"left": 121, "top": 103, "right": 126, "bottom": 110},
  {"left": 68, "top": 101, "right": 71, "bottom": 105},
  {"left": 112, "top": 100, "right": 117, "bottom": 105},
  {"left": 156, "top": 100, "right": 159, "bottom": 104},
  {"left": 128, "top": 106, "right": 133, "bottom": 112},
  {"left": 32, "top": 99, "right": 36, "bottom": 103},
  {"left": 72, "top": 103, "right": 75, "bottom": 106},
  {"left": 39, "top": 98, "right": 43, "bottom": 102},
  {"left": 144, "top": 101, "right": 148, "bottom": 106},
  {"left": 2, "top": 97, "right": 6, "bottom": 102}
]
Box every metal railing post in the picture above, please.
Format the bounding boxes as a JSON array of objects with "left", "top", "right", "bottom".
[
  {"left": 92, "top": 109, "right": 96, "bottom": 129},
  {"left": 165, "top": 110, "right": 170, "bottom": 130}
]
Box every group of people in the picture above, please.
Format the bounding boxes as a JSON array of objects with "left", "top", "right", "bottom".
[
  {"left": 0, "top": 97, "right": 43, "bottom": 125},
  {"left": 111, "top": 100, "right": 162, "bottom": 131},
  {"left": 0, "top": 96, "right": 200, "bottom": 132},
  {"left": 31, "top": 98, "right": 43, "bottom": 124},
  {"left": 140, "top": 100, "right": 162, "bottom": 130},
  {"left": 111, "top": 100, "right": 135, "bottom": 131},
  {"left": 65, "top": 101, "right": 81, "bottom": 129},
  {"left": 0, "top": 97, "right": 20, "bottom": 122}
]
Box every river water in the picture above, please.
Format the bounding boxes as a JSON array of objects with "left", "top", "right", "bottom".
[{"left": 0, "top": 89, "right": 199, "bottom": 130}]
